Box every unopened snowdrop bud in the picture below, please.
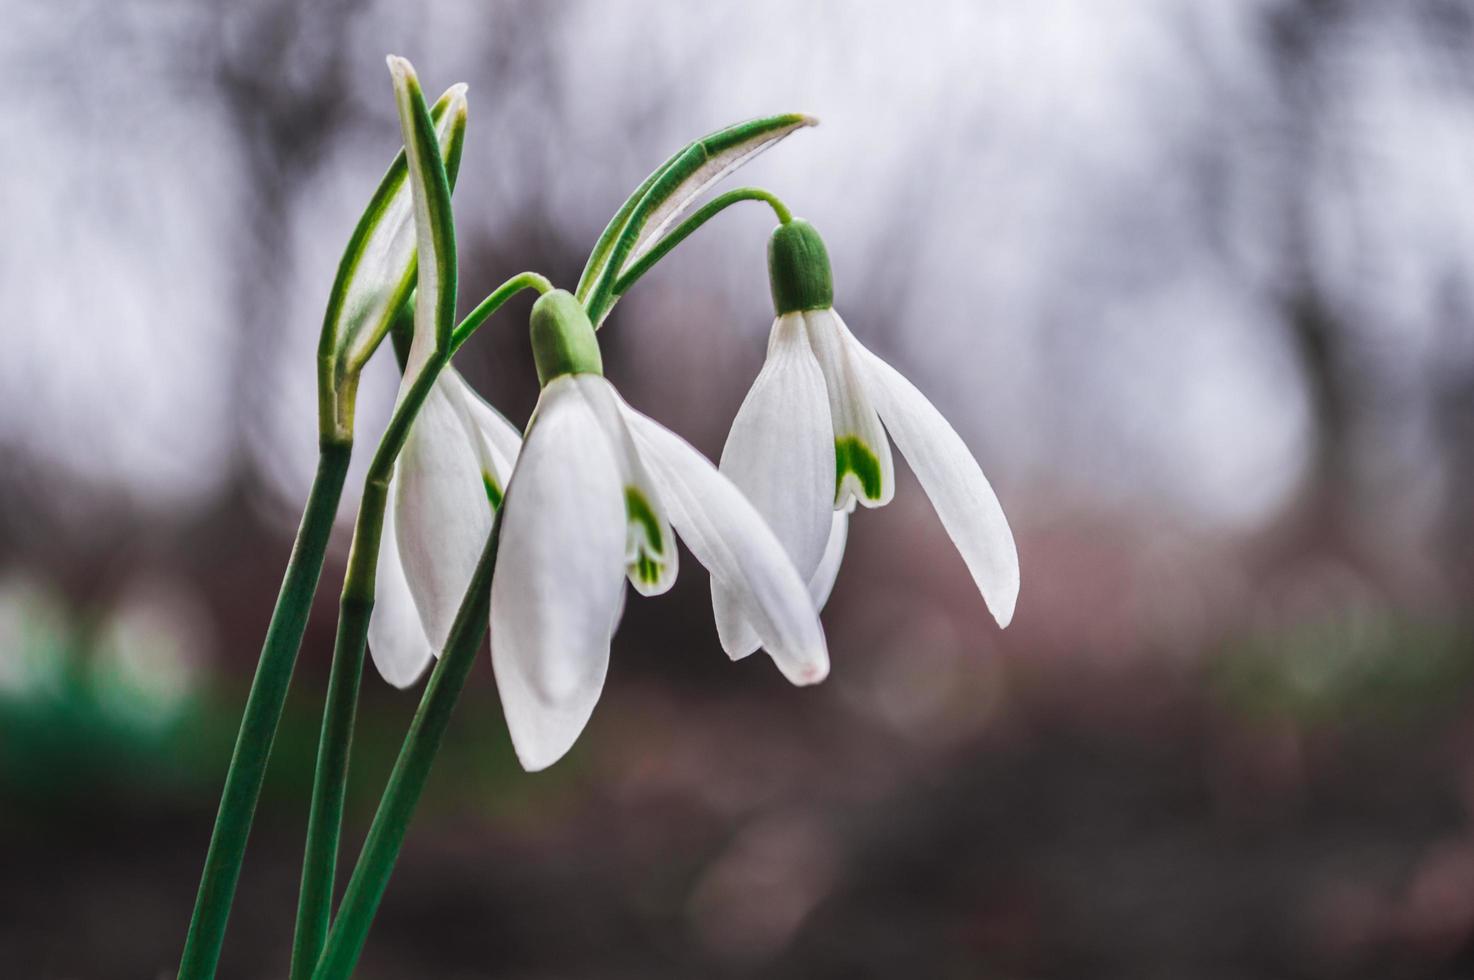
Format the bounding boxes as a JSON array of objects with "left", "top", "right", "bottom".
[
  {"left": 767, "top": 219, "right": 833, "bottom": 315},
  {"left": 530, "top": 289, "right": 603, "bottom": 385}
]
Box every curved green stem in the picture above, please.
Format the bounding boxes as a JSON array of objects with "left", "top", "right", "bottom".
[
  {"left": 575, "top": 113, "right": 812, "bottom": 323},
  {"left": 179, "top": 440, "right": 352, "bottom": 980},
  {"left": 311, "top": 518, "right": 502, "bottom": 980},
  {"left": 449, "top": 272, "right": 552, "bottom": 354},
  {"left": 290, "top": 273, "right": 543, "bottom": 980},
  {"left": 611, "top": 187, "right": 790, "bottom": 299}
]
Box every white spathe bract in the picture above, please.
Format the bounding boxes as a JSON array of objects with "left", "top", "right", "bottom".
[
  {"left": 717, "top": 308, "right": 1019, "bottom": 656},
  {"left": 490, "top": 373, "right": 829, "bottom": 772},
  {"left": 368, "top": 370, "right": 519, "bottom": 688}
]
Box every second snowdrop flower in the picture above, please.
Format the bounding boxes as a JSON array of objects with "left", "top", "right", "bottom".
[
  {"left": 368, "top": 368, "right": 521, "bottom": 688},
  {"left": 490, "top": 290, "right": 829, "bottom": 771},
  {"left": 716, "top": 219, "right": 1020, "bottom": 657}
]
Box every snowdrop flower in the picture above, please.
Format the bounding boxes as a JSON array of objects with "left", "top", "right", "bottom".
[
  {"left": 490, "top": 289, "right": 828, "bottom": 770},
  {"left": 368, "top": 367, "right": 521, "bottom": 688},
  {"left": 716, "top": 219, "right": 1019, "bottom": 656}
]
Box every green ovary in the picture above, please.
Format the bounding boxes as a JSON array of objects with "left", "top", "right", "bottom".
[{"left": 835, "top": 436, "right": 883, "bottom": 503}]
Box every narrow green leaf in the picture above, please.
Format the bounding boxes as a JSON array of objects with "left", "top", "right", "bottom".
[
  {"left": 387, "top": 55, "right": 458, "bottom": 376},
  {"left": 576, "top": 113, "right": 815, "bottom": 312},
  {"left": 574, "top": 149, "right": 680, "bottom": 304},
  {"left": 320, "top": 84, "right": 467, "bottom": 382},
  {"left": 625, "top": 114, "right": 815, "bottom": 269}
]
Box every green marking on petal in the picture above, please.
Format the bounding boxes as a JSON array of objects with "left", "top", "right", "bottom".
[
  {"left": 482, "top": 471, "right": 504, "bottom": 510},
  {"left": 635, "top": 553, "right": 664, "bottom": 587},
  {"left": 624, "top": 486, "right": 665, "bottom": 555},
  {"left": 835, "top": 435, "right": 883, "bottom": 503}
]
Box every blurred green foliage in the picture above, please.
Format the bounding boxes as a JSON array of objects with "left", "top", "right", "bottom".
[
  {"left": 0, "top": 582, "right": 584, "bottom": 824},
  {"left": 1210, "top": 611, "right": 1474, "bottom": 729}
]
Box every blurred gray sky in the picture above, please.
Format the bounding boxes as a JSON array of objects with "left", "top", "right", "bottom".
[{"left": 2, "top": 0, "right": 1472, "bottom": 623}]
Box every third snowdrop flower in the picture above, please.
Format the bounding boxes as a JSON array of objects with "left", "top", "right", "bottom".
[
  {"left": 716, "top": 219, "right": 1019, "bottom": 656},
  {"left": 490, "top": 289, "right": 828, "bottom": 771}
]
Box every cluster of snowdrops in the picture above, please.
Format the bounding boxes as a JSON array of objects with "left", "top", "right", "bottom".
[{"left": 176, "top": 56, "right": 1019, "bottom": 980}]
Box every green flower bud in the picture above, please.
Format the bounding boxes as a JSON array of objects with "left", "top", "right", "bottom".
[
  {"left": 530, "top": 289, "right": 603, "bottom": 385},
  {"left": 767, "top": 219, "right": 833, "bottom": 315}
]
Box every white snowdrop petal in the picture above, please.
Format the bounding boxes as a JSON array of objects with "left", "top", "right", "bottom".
[
  {"left": 394, "top": 379, "right": 496, "bottom": 652},
  {"left": 445, "top": 369, "right": 521, "bottom": 503},
  {"left": 713, "top": 314, "right": 835, "bottom": 653},
  {"left": 808, "top": 508, "right": 851, "bottom": 610},
  {"left": 712, "top": 595, "right": 761, "bottom": 661},
  {"left": 490, "top": 378, "right": 627, "bottom": 771},
  {"left": 804, "top": 309, "right": 894, "bottom": 509},
  {"left": 574, "top": 376, "right": 679, "bottom": 597},
  {"left": 619, "top": 401, "right": 829, "bottom": 686},
  {"left": 367, "top": 476, "right": 435, "bottom": 688},
  {"left": 723, "top": 508, "right": 850, "bottom": 660},
  {"left": 852, "top": 336, "right": 1020, "bottom": 628}
]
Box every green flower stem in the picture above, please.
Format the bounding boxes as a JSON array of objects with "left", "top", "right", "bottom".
[
  {"left": 179, "top": 439, "right": 352, "bottom": 980},
  {"left": 311, "top": 518, "right": 501, "bottom": 980},
  {"left": 290, "top": 274, "right": 547, "bottom": 980},
  {"left": 449, "top": 272, "right": 553, "bottom": 353},
  {"left": 289, "top": 360, "right": 440, "bottom": 980},
  {"left": 611, "top": 187, "right": 791, "bottom": 299}
]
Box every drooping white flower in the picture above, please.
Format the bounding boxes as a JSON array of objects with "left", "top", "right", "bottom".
[
  {"left": 368, "top": 369, "right": 520, "bottom": 688},
  {"left": 716, "top": 220, "right": 1019, "bottom": 657},
  {"left": 489, "top": 290, "right": 829, "bottom": 771}
]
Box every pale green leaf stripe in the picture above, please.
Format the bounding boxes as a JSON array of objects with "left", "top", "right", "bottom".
[
  {"left": 574, "top": 149, "right": 678, "bottom": 304},
  {"left": 623, "top": 114, "right": 815, "bottom": 269},
  {"left": 575, "top": 113, "right": 815, "bottom": 311},
  {"left": 389, "top": 57, "right": 459, "bottom": 359},
  {"left": 320, "top": 86, "right": 467, "bottom": 382}
]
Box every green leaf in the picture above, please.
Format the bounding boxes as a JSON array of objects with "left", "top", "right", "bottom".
[
  {"left": 387, "top": 55, "right": 459, "bottom": 377},
  {"left": 576, "top": 113, "right": 815, "bottom": 316},
  {"left": 319, "top": 79, "right": 467, "bottom": 385}
]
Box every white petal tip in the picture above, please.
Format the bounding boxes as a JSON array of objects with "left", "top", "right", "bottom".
[
  {"left": 721, "top": 636, "right": 763, "bottom": 662},
  {"left": 378, "top": 668, "right": 424, "bottom": 691},
  {"left": 772, "top": 650, "right": 829, "bottom": 687},
  {"left": 512, "top": 742, "right": 568, "bottom": 774},
  {"left": 992, "top": 608, "right": 1015, "bottom": 630},
  {"left": 790, "top": 659, "right": 829, "bottom": 686},
  {"left": 988, "top": 588, "right": 1018, "bottom": 630},
  {"left": 369, "top": 649, "right": 432, "bottom": 690},
  {"left": 386, "top": 55, "right": 414, "bottom": 82}
]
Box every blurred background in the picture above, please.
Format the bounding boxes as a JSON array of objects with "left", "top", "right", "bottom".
[{"left": 4, "top": 0, "right": 1474, "bottom": 976}]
